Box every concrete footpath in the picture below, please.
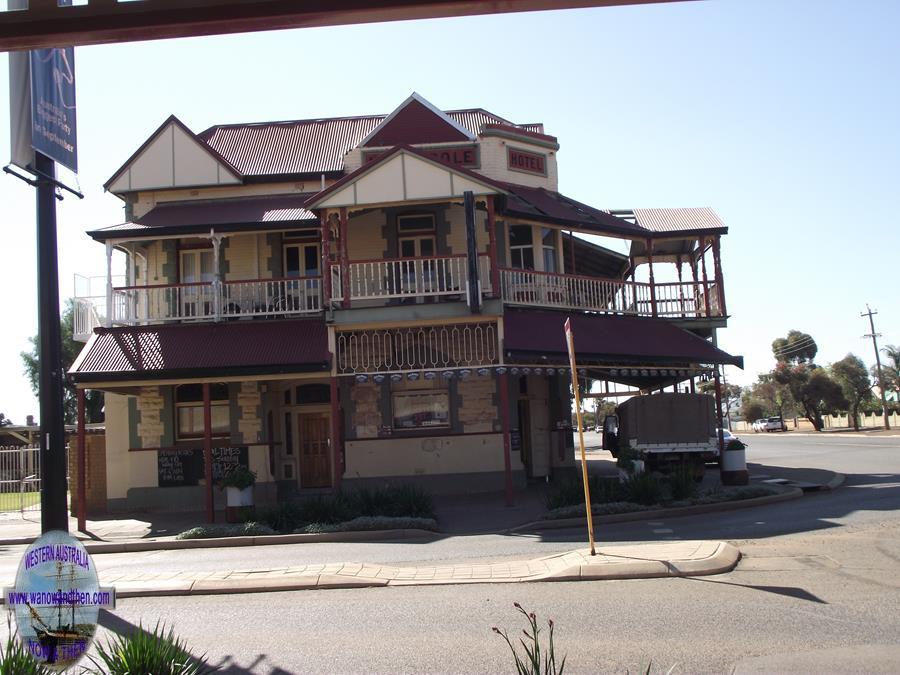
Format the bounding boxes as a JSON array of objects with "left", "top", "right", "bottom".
[{"left": 98, "top": 540, "right": 740, "bottom": 598}]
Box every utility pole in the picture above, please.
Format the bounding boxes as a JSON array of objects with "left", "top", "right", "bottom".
[{"left": 862, "top": 305, "right": 890, "bottom": 431}]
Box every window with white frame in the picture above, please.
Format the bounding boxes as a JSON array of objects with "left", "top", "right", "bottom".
[
  {"left": 509, "top": 225, "right": 535, "bottom": 269},
  {"left": 541, "top": 228, "right": 558, "bottom": 273},
  {"left": 392, "top": 388, "right": 450, "bottom": 430},
  {"left": 175, "top": 383, "right": 230, "bottom": 440}
]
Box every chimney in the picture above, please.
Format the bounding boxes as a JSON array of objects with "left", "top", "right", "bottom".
[{"left": 26, "top": 415, "right": 35, "bottom": 427}]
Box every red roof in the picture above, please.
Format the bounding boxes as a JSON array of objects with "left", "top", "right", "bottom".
[
  {"left": 503, "top": 309, "right": 742, "bottom": 367},
  {"left": 361, "top": 97, "right": 472, "bottom": 147},
  {"left": 199, "top": 109, "right": 544, "bottom": 178},
  {"left": 70, "top": 319, "right": 329, "bottom": 382}
]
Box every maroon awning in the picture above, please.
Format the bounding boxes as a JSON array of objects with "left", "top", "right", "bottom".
[
  {"left": 503, "top": 309, "right": 742, "bottom": 368},
  {"left": 70, "top": 318, "right": 329, "bottom": 383}
]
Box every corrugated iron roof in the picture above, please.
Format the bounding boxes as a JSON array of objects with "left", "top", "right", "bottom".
[
  {"left": 70, "top": 319, "right": 329, "bottom": 382},
  {"left": 504, "top": 309, "right": 742, "bottom": 367},
  {"left": 199, "top": 109, "right": 544, "bottom": 178},
  {"left": 628, "top": 208, "right": 726, "bottom": 234}
]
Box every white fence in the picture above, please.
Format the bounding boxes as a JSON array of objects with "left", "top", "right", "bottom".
[{"left": 0, "top": 445, "right": 42, "bottom": 514}]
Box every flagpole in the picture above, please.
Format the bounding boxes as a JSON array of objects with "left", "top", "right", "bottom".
[{"left": 565, "top": 318, "right": 595, "bottom": 556}]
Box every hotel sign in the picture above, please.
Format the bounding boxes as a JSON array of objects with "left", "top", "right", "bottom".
[
  {"left": 507, "top": 147, "right": 546, "bottom": 176},
  {"left": 363, "top": 144, "right": 479, "bottom": 169}
]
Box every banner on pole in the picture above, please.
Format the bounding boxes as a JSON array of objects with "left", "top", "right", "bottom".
[{"left": 29, "top": 47, "right": 78, "bottom": 171}]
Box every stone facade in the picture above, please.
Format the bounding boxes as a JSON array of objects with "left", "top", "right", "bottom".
[
  {"left": 236, "top": 381, "right": 263, "bottom": 443},
  {"left": 350, "top": 382, "right": 381, "bottom": 438},
  {"left": 136, "top": 385, "right": 165, "bottom": 448},
  {"left": 457, "top": 376, "right": 498, "bottom": 433}
]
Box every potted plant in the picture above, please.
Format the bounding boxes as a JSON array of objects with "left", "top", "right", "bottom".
[{"left": 219, "top": 466, "right": 256, "bottom": 522}]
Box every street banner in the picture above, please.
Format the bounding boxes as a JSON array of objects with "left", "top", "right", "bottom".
[
  {"left": 565, "top": 317, "right": 596, "bottom": 556},
  {"left": 29, "top": 46, "right": 78, "bottom": 172}
]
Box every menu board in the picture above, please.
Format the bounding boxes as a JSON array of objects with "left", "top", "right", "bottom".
[{"left": 158, "top": 446, "right": 249, "bottom": 487}]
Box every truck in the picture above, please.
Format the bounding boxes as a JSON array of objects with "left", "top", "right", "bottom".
[{"left": 602, "top": 393, "right": 720, "bottom": 473}]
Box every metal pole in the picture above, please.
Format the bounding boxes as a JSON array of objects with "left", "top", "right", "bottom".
[
  {"left": 35, "top": 151, "right": 68, "bottom": 533},
  {"left": 203, "top": 383, "right": 214, "bottom": 523},
  {"left": 77, "top": 387, "right": 86, "bottom": 532},
  {"left": 498, "top": 371, "right": 513, "bottom": 506},
  {"left": 565, "top": 320, "right": 595, "bottom": 556},
  {"left": 862, "top": 305, "right": 891, "bottom": 430}
]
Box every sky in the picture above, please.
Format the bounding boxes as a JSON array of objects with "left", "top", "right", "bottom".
[{"left": 0, "top": 0, "right": 898, "bottom": 424}]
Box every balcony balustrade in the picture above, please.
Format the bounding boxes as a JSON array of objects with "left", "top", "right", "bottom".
[{"left": 500, "top": 268, "right": 723, "bottom": 319}]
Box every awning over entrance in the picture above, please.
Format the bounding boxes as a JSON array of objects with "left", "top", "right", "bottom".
[
  {"left": 503, "top": 309, "right": 742, "bottom": 370},
  {"left": 69, "top": 319, "right": 329, "bottom": 384}
]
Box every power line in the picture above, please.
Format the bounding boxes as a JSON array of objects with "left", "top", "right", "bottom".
[{"left": 772, "top": 337, "right": 817, "bottom": 357}]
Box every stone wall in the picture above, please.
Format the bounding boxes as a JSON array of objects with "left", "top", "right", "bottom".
[
  {"left": 236, "top": 381, "right": 263, "bottom": 443},
  {"left": 351, "top": 382, "right": 381, "bottom": 438},
  {"left": 136, "top": 386, "right": 165, "bottom": 448},
  {"left": 457, "top": 376, "right": 498, "bottom": 433}
]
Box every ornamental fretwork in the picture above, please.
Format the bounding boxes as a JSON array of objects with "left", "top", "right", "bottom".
[{"left": 336, "top": 323, "right": 498, "bottom": 374}]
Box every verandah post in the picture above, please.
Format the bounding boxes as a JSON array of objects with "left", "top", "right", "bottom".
[
  {"left": 699, "top": 236, "right": 712, "bottom": 317},
  {"left": 321, "top": 212, "right": 332, "bottom": 306},
  {"left": 646, "top": 238, "right": 657, "bottom": 317},
  {"left": 486, "top": 196, "right": 500, "bottom": 297},
  {"left": 711, "top": 235, "right": 727, "bottom": 317},
  {"left": 203, "top": 382, "right": 214, "bottom": 523},
  {"left": 340, "top": 207, "right": 350, "bottom": 308}
]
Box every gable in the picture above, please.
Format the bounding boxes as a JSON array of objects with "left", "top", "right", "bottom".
[
  {"left": 360, "top": 94, "right": 474, "bottom": 148},
  {"left": 312, "top": 148, "right": 502, "bottom": 209},
  {"left": 106, "top": 116, "right": 241, "bottom": 194}
]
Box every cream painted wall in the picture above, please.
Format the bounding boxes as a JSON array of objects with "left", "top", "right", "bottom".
[
  {"left": 526, "top": 376, "right": 551, "bottom": 477},
  {"left": 477, "top": 136, "right": 558, "bottom": 191},
  {"left": 445, "top": 205, "right": 489, "bottom": 254},
  {"left": 103, "top": 393, "right": 131, "bottom": 500},
  {"left": 344, "top": 433, "right": 523, "bottom": 478},
  {"left": 224, "top": 234, "right": 261, "bottom": 281},
  {"left": 346, "top": 209, "right": 386, "bottom": 261}
]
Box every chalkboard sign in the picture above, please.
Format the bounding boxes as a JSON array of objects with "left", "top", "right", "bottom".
[{"left": 158, "top": 446, "right": 249, "bottom": 487}]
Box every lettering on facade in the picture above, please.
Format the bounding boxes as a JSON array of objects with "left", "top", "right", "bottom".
[
  {"left": 507, "top": 147, "right": 546, "bottom": 176},
  {"left": 363, "top": 144, "right": 479, "bottom": 168}
]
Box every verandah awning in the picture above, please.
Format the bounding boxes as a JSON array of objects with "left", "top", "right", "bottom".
[
  {"left": 69, "top": 318, "right": 330, "bottom": 384},
  {"left": 503, "top": 309, "right": 742, "bottom": 370}
]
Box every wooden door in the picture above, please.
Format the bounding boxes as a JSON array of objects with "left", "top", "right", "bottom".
[{"left": 298, "top": 413, "right": 331, "bottom": 488}]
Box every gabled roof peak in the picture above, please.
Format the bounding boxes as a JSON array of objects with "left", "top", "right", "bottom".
[{"left": 357, "top": 92, "right": 476, "bottom": 148}]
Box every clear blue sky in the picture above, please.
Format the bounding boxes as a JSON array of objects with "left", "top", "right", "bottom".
[{"left": 1, "top": 0, "right": 898, "bottom": 423}]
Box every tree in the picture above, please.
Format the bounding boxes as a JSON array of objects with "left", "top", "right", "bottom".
[
  {"left": 741, "top": 397, "right": 764, "bottom": 423},
  {"left": 879, "top": 344, "right": 900, "bottom": 395},
  {"left": 699, "top": 381, "right": 742, "bottom": 424},
  {"left": 773, "top": 362, "right": 846, "bottom": 431},
  {"left": 21, "top": 300, "right": 104, "bottom": 425},
  {"left": 772, "top": 330, "right": 818, "bottom": 364},
  {"left": 831, "top": 354, "right": 872, "bottom": 431}
]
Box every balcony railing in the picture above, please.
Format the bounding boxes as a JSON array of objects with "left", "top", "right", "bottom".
[
  {"left": 500, "top": 268, "right": 723, "bottom": 318},
  {"left": 332, "top": 254, "right": 492, "bottom": 305}
]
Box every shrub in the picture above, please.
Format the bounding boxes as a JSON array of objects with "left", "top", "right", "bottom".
[
  {"left": 544, "top": 475, "right": 624, "bottom": 511},
  {"left": 175, "top": 522, "right": 275, "bottom": 539},
  {"left": 621, "top": 473, "right": 664, "bottom": 505},
  {"left": 493, "top": 603, "right": 566, "bottom": 675},
  {"left": 89, "top": 621, "right": 215, "bottom": 675},
  {"left": 295, "top": 516, "right": 439, "bottom": 534},
  {"left": 1, "top": 619, "right": 52, "bottom": 674},
  {"left": 217, "top": 466, "right": 256, "bottom": 490},
  {"left": 667, "top": 464, "right": 698, "bottom": 501}
]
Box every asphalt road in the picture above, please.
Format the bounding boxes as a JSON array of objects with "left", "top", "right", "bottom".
[{"left": 3, "top": 433, "right": 899, "bottom": 673}]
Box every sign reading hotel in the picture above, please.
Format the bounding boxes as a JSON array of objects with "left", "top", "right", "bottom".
[
  {"left": 363, "top": 144, "right": 479, "bottom": 169},
  {"left": 507, "top": 147, "right": 546, "bottom": 176}
]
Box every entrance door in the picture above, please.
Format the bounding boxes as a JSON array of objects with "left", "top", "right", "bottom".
[
  {"left": 298, "top": 412, "right": 331, "bottom": 488},
  {"left": 517, "top": 399, "right": 533, "bottom": 478}
]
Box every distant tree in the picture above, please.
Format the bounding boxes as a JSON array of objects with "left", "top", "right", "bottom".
[
  {"left": 745, "top": 376, "right": 796, "bottom": 419},
  {"left": 21, "top": 300, "right": 104, "bottom": 425},
  {"left": 741, "top": 398, "right": 764, "bottom": 423},
  {"left": 0, "top": 413, "right": 11, "bottom": 427},
  {"left": 772, "top": 330, "right": 818, "bottom": 365},
  {"left": 773, "top": 363, "right": 847, "bottom": 431},
  {"left": 699, "top": 381, "right": 743, "bottom": 424},
  {"left": 879, "top": 344, "right": 900, "bottom": 394},
  {"left": 831, "top": 354, "right": 873, "bottom": 431}
]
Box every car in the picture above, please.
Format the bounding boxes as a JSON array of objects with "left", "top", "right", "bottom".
[
  {"left": 716, "top": 428, "right": 742, "bottom": 444},
  {"left": 752, "top": 418, "right": 767, "bottom": 433},
  {"left": 763, "top": 416, "right": 787, "bottom": 432}
]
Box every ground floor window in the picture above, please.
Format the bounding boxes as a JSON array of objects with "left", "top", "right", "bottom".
[
  {"left": 392, "top": 390, "right": 450, "bottom": 430},
  {"left": 175, "top": 383, "right": 230, "bottom": 440}
]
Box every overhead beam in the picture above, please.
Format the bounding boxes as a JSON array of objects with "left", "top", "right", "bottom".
[{"left": 0, "top": 0, "right": 689, "bottom": 52}]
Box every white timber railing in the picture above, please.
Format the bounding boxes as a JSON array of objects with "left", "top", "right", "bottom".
[
  {"left": 338, "top": 253, "right": 492, "bottom": 304},
  {"left": 500, "top": 268, "right": 724, "bottom": 319},
  {"left": 76, "top": 277, "right": 325, "bottom": 328}
]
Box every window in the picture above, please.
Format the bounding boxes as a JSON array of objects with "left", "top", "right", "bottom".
[
  {"left": 392, "top": 390, "right": 450, "bottom": 429},
  {"left": 397, "top": 214, "right": 435, "bottom": 232},
  {"left": 180, "top": 249, "right": 215, "bottom": 283},
  {"left": 541, "top": 228, "right": 558, "bottom": 273},
  {"left": 399, "top": 236, "right": 435, "bottom": 258},
  {"left": 284, "top": 242, "right": 320, "bottom": 278},
  {"left": 509, "top": 225, "right": 535, "bottom": 270},
  {"left": 175, "top": 383, "right": 230, "bottom": 440}
]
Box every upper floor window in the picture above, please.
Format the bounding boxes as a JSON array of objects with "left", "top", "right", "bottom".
[
  {"left": 397, "top": 214, "right": 435, "bottom": 232},
  {"left": 284, "top": 242, "right": 320, "bottom": 278},
  {"left": 509, "top": 225, "right": 535, "bottom": 270},
  {"left": 541, "top": 228, "right": 558, "bottom": 274},
  {"left": 180, "top": 248, "right": 215, "bottom": 284},
  {"left": 175, "top": 383, "right": 230, "bottom": 440}
]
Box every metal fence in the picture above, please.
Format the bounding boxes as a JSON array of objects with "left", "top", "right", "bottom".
[{"left": 0, "top": 444, "right": 44, "bottom": 514}]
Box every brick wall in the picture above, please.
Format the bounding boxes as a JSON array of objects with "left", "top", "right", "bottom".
[{"left": 68, "top": 433, "right": 107, "bottom": 517}]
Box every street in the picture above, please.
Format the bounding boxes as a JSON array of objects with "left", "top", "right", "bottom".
[{"left": 3, "top": 432, "right": 899, "bottom": 673}]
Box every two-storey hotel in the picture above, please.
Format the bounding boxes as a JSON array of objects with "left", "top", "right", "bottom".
[{"left": 69, "top": 93, "right": 741, "bottom": 515}]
